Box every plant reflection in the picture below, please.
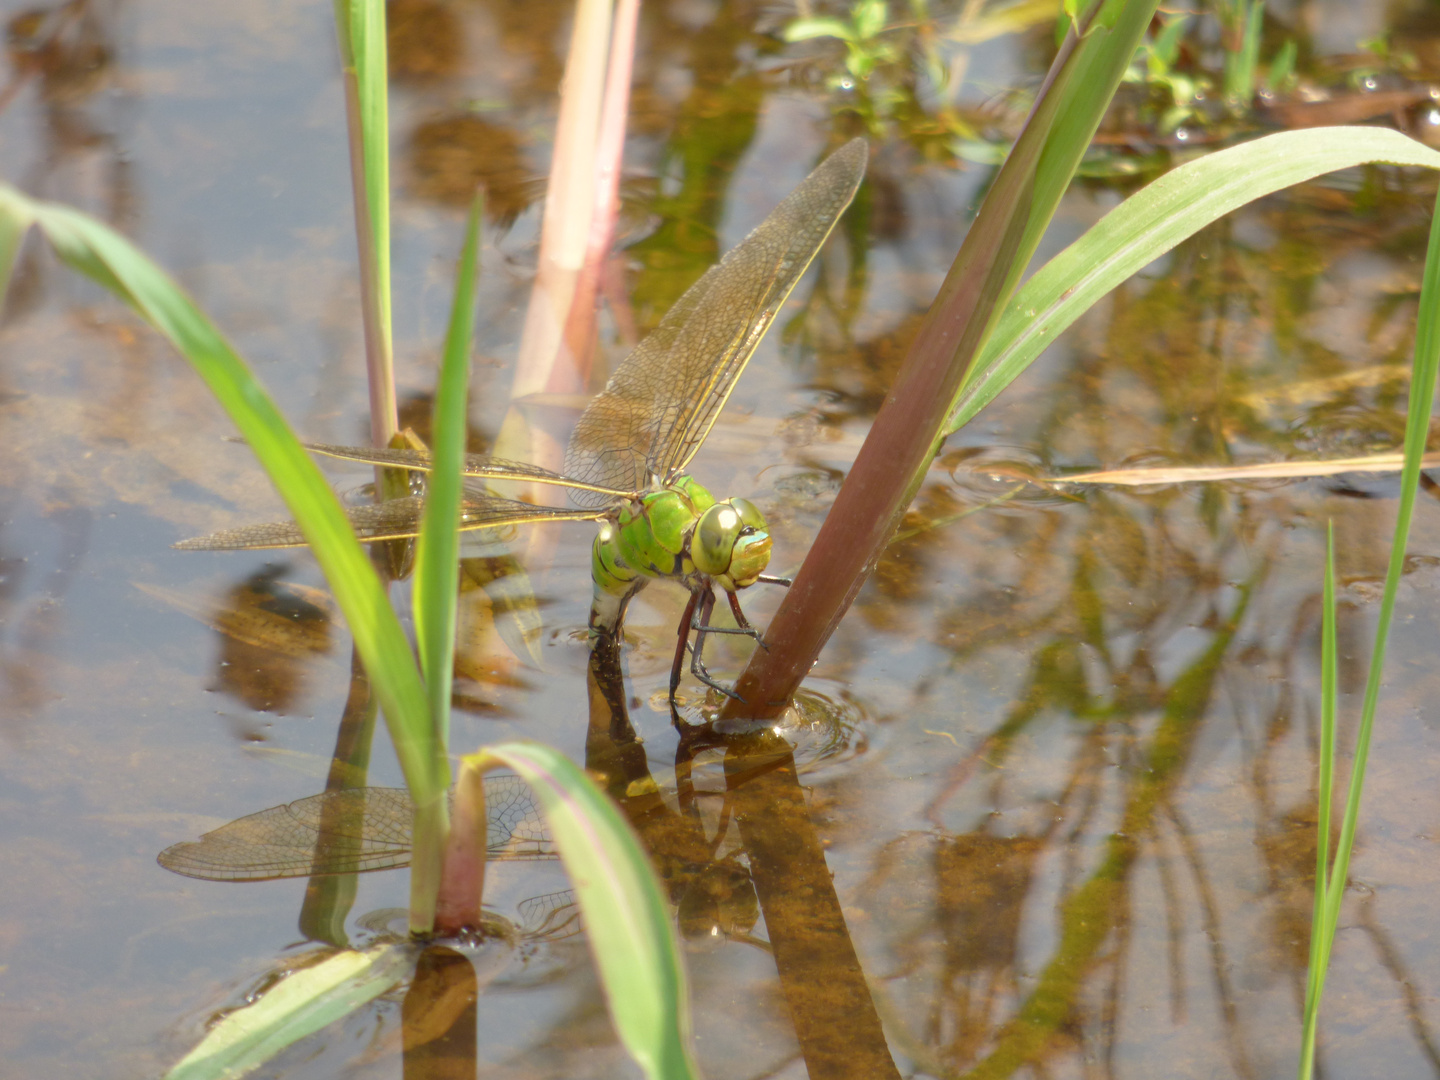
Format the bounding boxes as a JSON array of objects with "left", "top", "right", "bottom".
[
  {"left": 401, "top": 946, "right": 476, "bottom": 1080},
  {"left": 585, "top": 627, "right": 902, "bottom": 1080}
]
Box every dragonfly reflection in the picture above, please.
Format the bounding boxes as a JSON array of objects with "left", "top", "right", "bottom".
[{"left": 157, "top": 776, "right": 555, "bottom": 882}]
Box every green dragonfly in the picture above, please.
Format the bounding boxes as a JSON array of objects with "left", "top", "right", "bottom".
[{"left": 177, "top": 138, "right": 868, "bottom": 706}]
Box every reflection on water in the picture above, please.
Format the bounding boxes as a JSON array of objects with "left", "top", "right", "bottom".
[
  {"left": 7, "top": 0, "right": 1440, "bottom": 1077},
  {"left": 139, "top": 564, "right": 335, "bottom": 716}
]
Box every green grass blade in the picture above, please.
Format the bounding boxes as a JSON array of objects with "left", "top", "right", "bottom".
[
  {"left": 462, "top": 743, "right": 699, "bottom": 1080},
  {"left": 1323, "top": 181, "right": 1440, "bottom": 931},
  {"left": 726, "top": 0, "right": 1160, "bottom": 719},
  {"left": 351, "top": 0, "right": 391, "bottom": 344},
  {"left": 1222, "top": 0, "right": 1263, "bottom": 107},
  {"left": 0, "top": 193, "right": 30, "bottom": 300},
  {"left": 1298, "top": 524, "right": 1337, "bottom": 1079},
  {"left": 1297, "top": 180, "right": 1440, "bottom": 1080},
  {"left": 414, "top": 193, "right": 482, "bottom": 749},
  {"left": 948, "top": 127, "right": 1440, "bottom": 435},
  {"left": 0, "top": 188, "right": 444, "bottom": 817},
  {"left": 334, "top": 0, "right": 397, "bottom": 443},
  {"left": 163, "top": 943, "right": 415, "bottom": 1080},
  {"left": 1316, "top": 522, "right": 1337, "bottom": 946},
  {"left": 408, "top": 195, "right": 483, "bottom": 918}
]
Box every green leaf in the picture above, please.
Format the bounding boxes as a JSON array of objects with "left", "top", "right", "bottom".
[
  {"left": 334, "top": 0, "right": 396, "bottom": 437},
  {"left": 1150, "top": 13, "right": 1189, "bottom": 67},
  {"left": 415, "top": 194, "right": 482, "bottom": 750},
  {"left": 1297, "top": 162, "right": 1440, "bottom": 1080},
  {"left": 461, "top": 743, "right": 699, "bottom": 1080},
  {"left": 783, "top": 17, "right": 857, "bottom": 42},
  {"left": 1299, "top": 524, "right": 1338, "bottom": 1079},
  {"left": 853, "top": 0, "right": 888, "bottom": 40},
  {"left": 163, "top": 943, "right": 415, "bottom": 1080},
  {"left": 948, "top": 127, "right": 1440, "bottom": 434},
  {"left": 1267, "top": 38, "right": 1297, "bottom": 91},
  {"left": 409, "top": 195, "right": 483, "bottom": 913},
  {"left": 351, "top": 0, "right": 392, "bottom": 344},
  {"left": 0, "top": 188, "right": 33, "bottom": 300},
  {"left": 0, "top": 186, "right": 445, "bottom": 861}
]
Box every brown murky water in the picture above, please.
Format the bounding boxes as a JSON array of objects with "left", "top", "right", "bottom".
[{"left": 5, "top": 1, "right": 1440, "bottom": 1077}]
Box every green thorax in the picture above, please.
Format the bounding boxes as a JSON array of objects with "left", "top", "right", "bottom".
[{"left": 590, "top": 476, "right": 772, "bottom": 599}]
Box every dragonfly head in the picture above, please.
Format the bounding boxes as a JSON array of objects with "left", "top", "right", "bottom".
[{"left": 692, "top": 497, "right": 771, "bottom": 590}]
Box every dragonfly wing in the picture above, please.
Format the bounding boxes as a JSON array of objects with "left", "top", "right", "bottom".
[
  {"left": 304, "top": 443, "right": 437, "bottom": 471},
  {"left": 156, "top": 787, "right": 417, "bottom": 881},
  {"left": 517, "top": 889, "right": 582, "bottom": 941},
  {"left": 305, "top": 443, "right": 633, "bottom": 500},
  {"left": 156, "top": 778, "right": 559, "bottom": 882},
  {"left": 173, "top": 496, "right": 430, "bottom": 550},
  {"left": 485, "top": 773, "right": 558, "bottom": 859},
  {"left": 174, "top": 489, "right": 608, "bottom": 551},
  {"left": 564, "top": 138, "right": 867, "bottom": 503},
  {"left": 283, "top": 787, "right": 416, "bottom": 846},
  {"left": 457, "top": 490, "right": 609, "bottom": 532}
]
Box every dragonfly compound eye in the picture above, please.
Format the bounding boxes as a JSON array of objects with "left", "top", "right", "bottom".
[
  {"left": 692, "top": 503, "right": 742, "bottom": 576},
  {"left": 729, "top": 497, "right": 766, "bottom": 533},
  {"left": 693, "top": 500, "right": 772, "bottom": 588}
]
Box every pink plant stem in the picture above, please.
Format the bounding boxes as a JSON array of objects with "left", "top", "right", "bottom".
[
  {"left": 512, "top": 0, "right": 613, "bottom": 401},
  {"left": 434, "top": 764, "right": 488, "bottom": 934},
  {"left": 559, "top": 0, "right": 640, "bottom": 389}
]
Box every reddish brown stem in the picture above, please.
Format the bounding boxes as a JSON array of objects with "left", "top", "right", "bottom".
[{"left": 722, "top": 0, "right": 1157, "bottom": 721}]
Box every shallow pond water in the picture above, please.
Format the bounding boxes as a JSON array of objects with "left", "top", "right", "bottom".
[{"left": 5, "top": 1, "right": 1440, "bottom": 1078}]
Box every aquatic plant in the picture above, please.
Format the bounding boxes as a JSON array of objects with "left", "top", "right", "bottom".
[
  {"left": 0, "top": 0, "right": 696, "bottom": 1076},
  {"left": 4, "top": 0, "right": 1439, "bottom": 1075}
]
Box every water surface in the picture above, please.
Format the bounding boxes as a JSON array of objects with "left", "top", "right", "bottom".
[{"left": 4, "top": 1, "right": 1440, "bottom": 1077}]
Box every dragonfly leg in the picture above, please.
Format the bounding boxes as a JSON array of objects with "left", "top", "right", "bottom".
[
  {"left": 756, "top": 573, "right": 792, "bottom": 587},
  {"left": 669, "top": 588, "right": 704, "bottom": 703},
  {"left": 723, "top": 590, "right": 771, "bottom": 651},
  {"left": 688, "top": 588, "right": 746, "bottom": 703},
  {"left": 689, "top": 592, "right": 763, "bottom": 641},
  {"left": 690, "top": 589, "right": 771, "bottom": 652}
]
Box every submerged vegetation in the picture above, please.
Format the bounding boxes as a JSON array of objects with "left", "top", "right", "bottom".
[{"left": 785, "top": 0, "right": 1440, "bottom": 173}]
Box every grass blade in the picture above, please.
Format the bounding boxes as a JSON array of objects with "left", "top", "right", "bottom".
[
  {"left": 415, "top": 193, "right": 482, "bottom": 755},
  {"left": 0, "top": 194, "right": 30, "bottom": 300},
  {"left": 410, "top": 195, "right": 484, "bottom": 921},
  {"left": 1299, "top": 524, "right": 1337, "bottom": 1078},
  {"left": 461, "top": 742, "right": 699, "bottom": 1080},
  {"left": 163, "top": 943, "right": 415, "bottom": 1080},
  {"left": 334, "top": 0, "right": 397, "bottom": 445},
  {"left": 0, "top": 188, "right": 446, "bottom": 907},
  {"left": 1297, "top": 178, "right": 1440, "bottom": 1080},
  {"left": 727, "top": 0, "right": 1159, "bottom": 720},
  {"left": 949, "top": 127, "right": 1440, "bottom": 434}
]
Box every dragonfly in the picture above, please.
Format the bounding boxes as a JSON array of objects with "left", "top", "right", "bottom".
[
  {"left": 157, "top": 775, "right": 555, "bottom": 882},
  {"left": 177, "top": 138, "right": 868, "bottom": 706}
]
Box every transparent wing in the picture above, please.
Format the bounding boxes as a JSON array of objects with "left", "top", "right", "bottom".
[
  {"left": 517, "top": 889, "right": 583, "bottom": 942},
  {"left": 563, "top": 138, "right": 867, "bottom": 508},
  {"left": 156, "top": 777, "right": 559, "bottom": 882},
  {"left": 304, "top": 443, "right": 635, "bottom": 502},
  {"left": 173, "top": 487, "right": 607, "bottom": 551}
]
